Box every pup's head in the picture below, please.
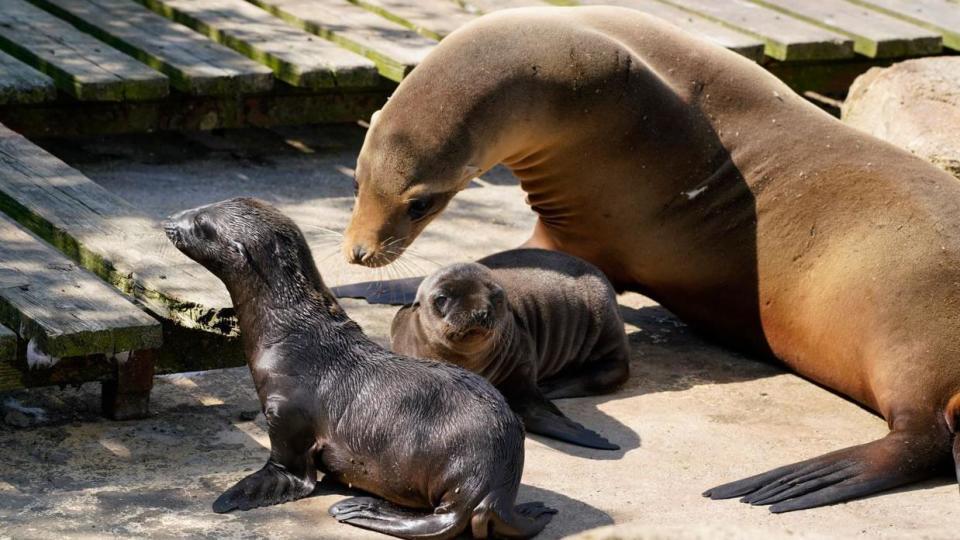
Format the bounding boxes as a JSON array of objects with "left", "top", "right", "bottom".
[
  {"left": 413, "top": 263, "right": 508, "bottom": 352},
  {"left": 163, "top": 197, "right": 323, "bottom": 299}
]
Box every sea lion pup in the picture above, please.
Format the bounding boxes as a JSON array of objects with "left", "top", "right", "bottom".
[
  {"left": 340, "top": 6, "right": 960, "bottom": 511},
  {"left": 391, "top": 249, "right": 629, "bottom": 450},
  {"left": 163, "top": 198, "right": 555, "bottom": 539}
]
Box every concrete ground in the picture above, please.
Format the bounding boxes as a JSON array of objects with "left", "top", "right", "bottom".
[{"left": 0, "top": 125, "right": 955, "bottom": 539}]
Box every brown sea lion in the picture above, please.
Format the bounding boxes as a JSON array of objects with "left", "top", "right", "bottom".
[
  {"left": 338, "top": 6, "right": 960, "bottom": 511},
  {"left": 164, "top": 198, "right": 555, "bottom": 539},
  {"left": 391, "top": 248, "right": 630, "bottom": 450}
]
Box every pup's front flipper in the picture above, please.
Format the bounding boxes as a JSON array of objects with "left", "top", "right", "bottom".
[
  {"left": 213, "top": 460, "right": 316, "bottom": 513},
  {"left": 516, "top": 394, "right": 618, "bottom": 451},
  {"left": 330, "top": 496, "right": 469, "bottom": 540},
  {"left": 704, "top": 428, "right": 949, "bottom": 512}
]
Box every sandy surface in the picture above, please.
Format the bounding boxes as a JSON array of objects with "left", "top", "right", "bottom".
[{"left": 0, "top": 126, "right": 954, "bottom": 539}]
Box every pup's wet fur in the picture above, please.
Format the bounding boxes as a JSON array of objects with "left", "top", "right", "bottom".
[
  {"left": 391, "top": 249, "right": 630, "bottom": 450},
  {"left": 164, "top": 198, "right": 555, "bottom": 539}
]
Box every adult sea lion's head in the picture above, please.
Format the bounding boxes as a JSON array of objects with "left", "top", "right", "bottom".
[
  {"left": 411, "top": 262, "right": 508, "bottom": 357},
  {"left": 342, "top": 105, "right": 483, "bottom": 268}
]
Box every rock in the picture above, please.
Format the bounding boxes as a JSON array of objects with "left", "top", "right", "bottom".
[
  {"left": 4, "top": 410, "right": 32, "bottom": 428},
  {"left": 2, "top": 398, "right": 47, "bottom": 428},
  {"left": 843, "top": 57, "right": 960, "bottom": 179},
  {"left": 238, "top": 410, "right": 259, "bottom": 421}
]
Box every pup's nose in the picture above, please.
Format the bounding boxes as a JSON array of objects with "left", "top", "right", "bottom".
[
  {"left": 471, "top": 309, "right": 492, "bottom": 327},
  {"left": 349, "top": 245, "right": 369, "bottom": 264},
  {"left": 163, "top": 209, "right": 192, "bottom": 240}
]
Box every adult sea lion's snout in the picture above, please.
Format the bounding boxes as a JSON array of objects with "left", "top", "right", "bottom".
[{"left": 341, "top": 195, "right": 415, "bottom": 268}]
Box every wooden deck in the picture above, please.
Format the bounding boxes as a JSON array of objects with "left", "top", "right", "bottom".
[{"left": 0, "top": 0, "right": 955, "bottom": 135}]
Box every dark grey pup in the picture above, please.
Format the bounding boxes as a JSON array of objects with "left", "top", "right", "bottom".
[
  {"left": 163, "top": 198, "right": 555, "bottom": 540},
  {"left": 391, "top": 249, "right": 630, "bottom": 450}
]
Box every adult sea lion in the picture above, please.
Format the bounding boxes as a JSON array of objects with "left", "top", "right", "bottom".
[
  {"left": 164, "top": 198, "right": 555, "bottom": 539},
  {"left": 391, "top": 248, "right": 630, "bottom": 450},
  {"left": 339, "top": 6, "right": 960, "bottom": 511}
]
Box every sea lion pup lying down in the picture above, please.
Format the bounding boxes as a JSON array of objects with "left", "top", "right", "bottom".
[
  {"left": 163, "top": 198, "right": 555, "bottom": 539},
  {"left": 391, "top": 248, "right": 629, "bottom": 450},
  {"left": 340, "top": 6, "right": 960, "bottom": 512}
]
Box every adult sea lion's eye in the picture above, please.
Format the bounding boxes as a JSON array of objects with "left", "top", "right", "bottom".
[
  {"left": 407, "top": 197, "right": 432, "bottom": 221},
  {"left": 353, "top": 178, "right": 359, "bottom": 197}
]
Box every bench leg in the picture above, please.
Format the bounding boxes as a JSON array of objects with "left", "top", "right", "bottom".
[{"left": 101, "top": 349, "right": 156, "bottom": 420}]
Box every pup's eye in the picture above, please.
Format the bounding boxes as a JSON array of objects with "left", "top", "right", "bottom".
[
  {"left": 407, "top": 197, "right": 433, "bottom": 221},
  {"left": 433, "top": 294, "right": 448, "bottom": 313}
]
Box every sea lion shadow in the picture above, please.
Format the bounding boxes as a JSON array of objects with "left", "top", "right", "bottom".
[
  {"left": 526, "top": 303, "right": 782, "bottom": 459},
  {"left": 616, "top": 303, "right": 783, "bottom": 398},
  {"left": 307, "top": 478, "right": 611, "bottom": 539},
  {"left": 528, "top": 401, "right": 641, "bottom": 460}
]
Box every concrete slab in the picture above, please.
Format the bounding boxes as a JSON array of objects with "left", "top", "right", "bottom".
[{"left": 0, "top": 126, "right": 955, "bottom": 539}]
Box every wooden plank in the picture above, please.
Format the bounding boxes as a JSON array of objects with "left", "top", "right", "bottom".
[
  {"left": 0, "top": 213, "right": 161, "bottom": 359},
  {"left": 134, "top": 0, "right": 380, "bottom": 88},
  {"left": 26, "top": 0, "right": 275, "bottom": 96},
  {"left": 454, "top": 0, "right": 554, "bottom": 14},
  {"left": 0, "top": 0, "right": 168, "bottom": 101},
  {"left": 348, "top": 0, "right": 476, "bottom": 40},
  {"left": 658, "top": 0, "right": 855, "bottom": 61},
  {"left": 0, "top": 51, "right": 56, "bottom": 106},
  {"left": 0, "top": 86, "right": 390, "bottom": 137},
  {"left": 0, "top": 351, "right": 114, "bottom": 391},
  {"left": 0, "top": 324, "right": 15, "bottom": 363},
  {"left": 749, "top": 0, "right": 942, "bottom": 58},
  {"left": 849, "top": 0, "right": 960, "bottom": 50},
  {"left": 578, "top": 0, "right": 766, "bottom": 61},
  {"left": 0, "top": 121, "right": 234, "bottom": 336},
  {"left": 245, "top": 0, "right": 435, "bottom": 81}
]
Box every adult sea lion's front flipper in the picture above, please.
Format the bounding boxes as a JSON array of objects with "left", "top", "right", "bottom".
[
  {"left": 514, "top": 391, "right": 619, "bottom": 451},
  {"left": 331, "top": 277, "right": 423, "bottom": 305},
  {"left": 704, "top": 428, "right": 951, "bottom": 512}
]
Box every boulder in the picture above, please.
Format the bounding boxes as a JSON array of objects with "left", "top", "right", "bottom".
[{"left": 843, "top": 57, "right": 960, "bottom": 179}]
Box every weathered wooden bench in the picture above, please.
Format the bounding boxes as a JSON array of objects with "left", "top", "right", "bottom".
[
  {"left": 0, "top": 120, "right": 241, "bottom": 374},
  {"left": 0, "top": 212, "right": 161, "bottom": 419}
]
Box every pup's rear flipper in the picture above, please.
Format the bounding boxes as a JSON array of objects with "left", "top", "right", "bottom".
[
  {"left": 330, "top": 496, "right": 468, "bottom": 540},
  {"left": 519, "top": 395, "right": 619, "bottom": 450},
  {"left": 213, "top": 461, "right": 315, "bottom": 513},
  {"left": 331, "top": 277, "right": 423, "bottom": 305},
  {"left": 471, "top": 495, "right": 557, "bottom": 539},
  {"left": 704, "top": 429, "right": 948, "bottom": 513}
]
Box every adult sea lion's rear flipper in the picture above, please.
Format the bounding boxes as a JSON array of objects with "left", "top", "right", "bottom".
[
  {"left": 704, "top": 429, "right": 950, "bottom": 512},
  {"left": 213, "top": 460, "right": 315, "bottom": 513},
  {"left": 517, "top": 395, "right": 619, "bottom": 451},
  {"left": 331, "top": 277, "right": 424, "bottom": 305},
  {"left": 330, "top": 496, "right": 469, "bottom": 539}
]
